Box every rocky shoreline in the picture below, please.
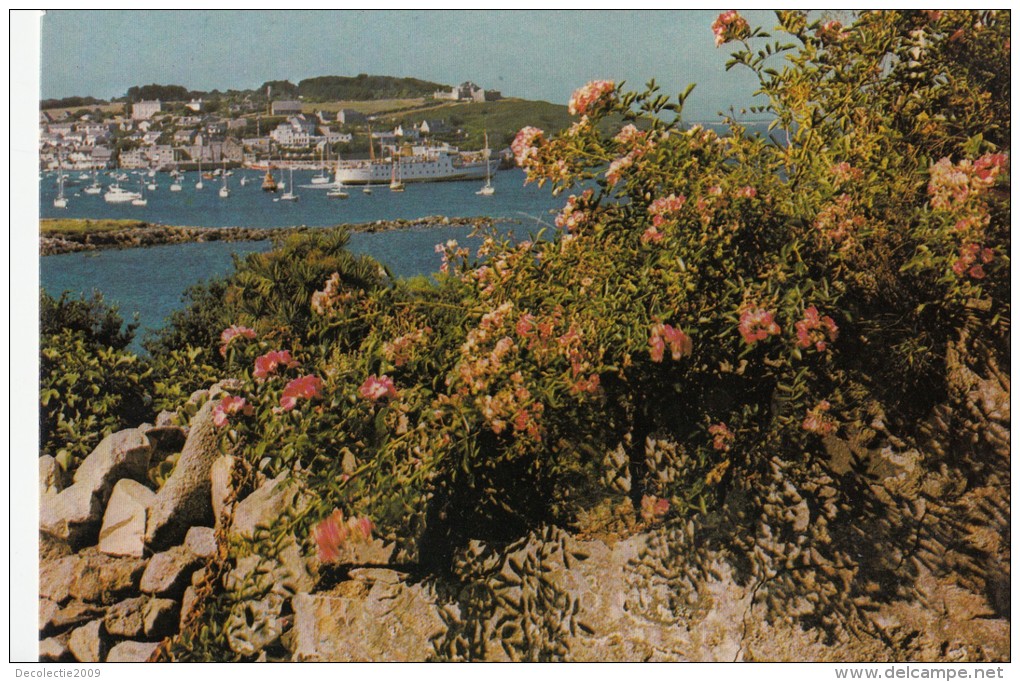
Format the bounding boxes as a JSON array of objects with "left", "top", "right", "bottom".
[{"left": 40, "top": 216, "right": 504, "bottom": 256}]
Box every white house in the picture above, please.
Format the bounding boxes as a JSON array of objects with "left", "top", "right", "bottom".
[{"left": 132, "top": 99, "right": 162, "bottom": 120}]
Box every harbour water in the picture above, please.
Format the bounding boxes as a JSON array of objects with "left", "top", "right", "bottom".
[{"left": 40, "top": 168, "right": 565, "bottom": 346}]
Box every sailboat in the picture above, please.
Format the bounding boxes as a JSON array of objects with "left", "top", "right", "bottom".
[
  {"left": 389, "top": 149, "right": 405, "bottom": 192},
  {"left": 279, "top": 167, "right": 299, "bottom": 201},
  {"left": 131, "top": 180, "right": 148, "bottom": 206},
  {"left": 476, "top": 131, "right": 495, "bottom": 196},
  {"left": 311, "top": 146, "right": 330, "bottom": 184},
  {"left": 327, "top": 152, "right": 349, "bottom": 198},
  {"left": 83, "top": 169, "right": 102, "bottom": 195},
  {"left": 195, "top": 157, "right": 204, "bottom": 190},
  {"left": 53, "top": 169, "right": 68, "bottom": 208},
  {"left": 240, "top": 175, "right": 248, "bottom": 187},
  {"left": 219, "top": 162, "right": 230, "bottom": 198}
]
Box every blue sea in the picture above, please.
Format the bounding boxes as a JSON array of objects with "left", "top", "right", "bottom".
[{"left": 40, "top": 168, "right": 565, "bottom": 347}]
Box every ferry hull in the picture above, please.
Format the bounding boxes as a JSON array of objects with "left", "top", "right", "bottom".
[{"left": 336, "top": 159, "right": 497, "bottom": 186}]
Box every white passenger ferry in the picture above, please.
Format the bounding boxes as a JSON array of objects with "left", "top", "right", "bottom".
[{"left": 334, "top": 142, "right": 496, "bottom": 185}]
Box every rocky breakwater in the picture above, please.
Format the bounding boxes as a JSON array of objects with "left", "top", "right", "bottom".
[{"left": 39, "top": 217, "right": 503, "bottom": 256}]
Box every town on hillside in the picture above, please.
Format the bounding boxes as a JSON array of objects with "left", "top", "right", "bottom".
[{"left": 39, "top": 80, "right": 508, "bottom": 171}]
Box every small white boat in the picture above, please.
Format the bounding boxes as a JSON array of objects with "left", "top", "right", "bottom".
[
  {"left": 239, "top": 175, "right": 248, "bottom": 187},
  {"left": 476, "top": 132, "right": 495, "bottom": 196},
  {"left": 327, "top": 187, "right": 349, "bottom": 199},
  {"left": 389, "top": 154, "right": 405, "bottom": 192},
  {"left": 104, "top": 184, "right": 143, "bottom": 204},
  {"left": 170, "top": 181, "right": 182, "bottom": 192},
  {"left": 362, "top": 185, "right": 373, "bottom": 195},
  {"left": 195, "top": 159, "right": 204, "bottom": 189},
  {"left": 312, "top": 146, "right": 331, "bottom": 184},
  {"left": 147, "top": 182, "right": 157, "bottom": 191},
  {"left": 53, "top": 172, "right": 68, "bottom": 208},
  {"left": 83, "top": 170, "right": 102, "bottom": 195},
  {"left": 219, "top": 162, "right": 230, "bottom": 198},
  {"left": 279, "top": 168, "right": 299, "bottom": 201}
]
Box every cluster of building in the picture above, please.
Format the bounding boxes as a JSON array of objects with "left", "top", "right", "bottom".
[{"left": 40, "top": 80, "right": 498, "bottom": 171}]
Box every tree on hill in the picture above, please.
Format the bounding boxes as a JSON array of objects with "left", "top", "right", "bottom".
[
  {"left": 297, "top": 74, "right": 448, "bottom": 101},
  {"left": 125, "top": 83, "right": 194, "bottom": 102}
]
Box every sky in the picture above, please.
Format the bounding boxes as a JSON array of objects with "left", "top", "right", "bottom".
[{"left": 39, "top": 9, "right": 776, "bottom": 121}]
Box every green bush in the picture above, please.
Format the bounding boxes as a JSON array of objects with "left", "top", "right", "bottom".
[{"left": 40, "top": 291, "right": 153, "bottom": 472}]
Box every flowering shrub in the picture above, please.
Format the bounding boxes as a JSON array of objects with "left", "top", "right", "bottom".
[{"left": 158, "top": 14, "right": 1008, "bottom": 656}]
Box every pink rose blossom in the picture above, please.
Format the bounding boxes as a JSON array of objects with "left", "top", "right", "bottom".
[
  {"left": 313, "top": 509, "right": 375, "bottom": 563},
  {"left": 712, "top": 11, "right": 750, "bottom": 47},
  {"left": 794, "top": 306, "right": 839, "bottom": 352},
  {"left": 511, "top": 126, "right": 544, "bottom": 167},
  {"left": 358, "top": 374, "right": 398, "bottom": 402},
  {"left": 212, "top": 395, "right": 252, "bottom": 428},
  {"left": 278, "top": 375, "right": 323, "bottom": 412},
  {"left": 738, "top": 307, "right": 781, "bottom": 345},
  {"left": 640, "top": 495, "right": 670, "bottom": 523},
  {"left": 253, "top": 350, "right": 299, "bottom": 381},
  {"left": 649, "top": 323, "right": 693, "bottom": 362},
  {"left": 709, "top": 423, "right": 734, "bottom": 452},
  {"left": 568, "top": 80, "right": 616, "bottom": 116},
  {"left": 802, "top": 400, "right": 835, "bottom": 436},
  {"left": 219, "top": 325, "right": 256, "bottom": 357}
]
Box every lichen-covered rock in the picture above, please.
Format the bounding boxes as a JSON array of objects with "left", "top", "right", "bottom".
[
  {"left": 209, "top": 455, "right": 234, "bottom": 526},
  {"left": 289, "top": 574, "right": 444, "bottom": 662},
  {"left": 146, "top": 401, "right": 220, "bottom": 550},
  {"left": 39, "top": 555, "right": 77, "bottom": 604},
  {"left": 39, "top": 599, "right": 59, "bottom": 633},
  {"left": 68, "top": 619, "right": 107, "bottom": 663},
  {"left": 103, "top": 597, "right": 147, "bottom": 638},
  {"left": 106, "top": 640, "right": 159, "bottom": 662},
  {"left": 98, "top": 479, "right": 155, "bottom": 558},
  {"left": 143, "top": 598, "right": 180, "bottom": 640},
  {"left": 184, "top": 526, "right": 217, "bottom": 560},
  {"left": 230, "top": 473, "right": 308, "bottom": 540},
  {"left": 68, "top": 548, "right": 147, "bottom": 604},
  {"left": 225, "top": 593, "right": 286, "bottom": 657},
  {"left": 73, "top": 429, "right": 154, "bottom": 504},
  {"left": 39, "top": 455, "right": 63, "bottom": 496},
  {"left": 39, "top": 484, "right": 105, "bottom": 548},
  {"left": 39, "top": 634, "right": 73, "bottom": 662},
  {"left": 46, "top": 601, "right": 106, "bottom": 635},
  {"left": 139, "top": 546, "right": 202, "bottom": 598}
]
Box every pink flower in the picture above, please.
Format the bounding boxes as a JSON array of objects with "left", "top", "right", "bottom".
[
  {"left": 794, "top": 306, "right": 839, "bottom": 352},
  {"left": 641, "top": 226, "right": 665, "bottom": 244},
  {"left": 555, "top": 189, "right": 595, "bottom": 232},
  {"left": 253, "top": 350, "right": 299, "bottom": 381},
  {"left": 708, "top": 422, "right": 734, "bottom": 452},
  {"left": 648, "top": 193, "right": 687, "bottom": 218},
  {"left": 736, "top": 185, "right": 757, "bottom": 199},
  {"left": 212, "top": 395, "right": 252, "bottom": 428},
  {"left": 358, "top": 374, "right": 398, "bottom": 402},
  {"left": 712, "top": 10, "right": 750, "bottom": 47},
  {"left": 802, "top": 400, "right": 835, "bottom": 436},
  {"left": 313, "top": 509, "right": 375, "bottom": 563},
  {"left": 511, "top": 126, "right": 544, "bottom": 167},
  {"left": 816, "top": 20, "right": 846, "bottom": 42},
  {"left": 279, "top": 375, "right": 323, "bottom": 412},
  {"left": 640, "top": 495, "right": 670, "bottom": 524},
  {"left": 606, "top": 153, "right": 635, "bottom": 186},
  {"left": 649, "top": 323, "right": 693, "bottom": 362},
  {"left": 568, "top": 80, "right": 616, "bottom": 117},
  {"left": 738, "top": 307, "right": 781, "bottom": 345},
  {"left": 953, "top": 243, "right": 994, "bottom": 279},
  {"left": 219, "top": 325, "right": 256, "bottom": 357}
]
